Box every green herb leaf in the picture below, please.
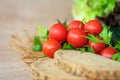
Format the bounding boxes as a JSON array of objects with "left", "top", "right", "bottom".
[
  {"left": 62, "top": 43, "right": 75, "bottom": 49},
  {"left": 34, "top": 36, "right": 41, "bottom": 45},
  {"left": 77, "top": 47, "right": 86, "bottom": 52},
  {"left": 86, "top": 34, "right": 102, "bottom": 42},
  {"left": 112, "top": 52, "right": 120, "bottom": 61},
  {"left": 32, "top": 36, "right": 42, "bottom": 51},
  {"left": 87, "top": 46, "right": 94, "bottom": 53},
  {"left": 114, "top": 41, "right": 120, "bottom": 50},
  {"left": 117, "top": 56, "right": 120, "bottom": 62},
  {"left": 32, "top": 44, "right": 42, "bottom": 51},
  {"left": 99, "top": 26, "right": 112, "bottom": 46},
  {"left": 37, "top": 25, "right": 49, "bottom": 39}
]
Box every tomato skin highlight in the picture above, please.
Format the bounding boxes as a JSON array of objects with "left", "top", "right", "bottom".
[
  {"left": 84, "top": 20, "right": 102, "bottom": 35},
  {"left": 49, "top": 24, "right": 68, "bottom": 42},
  {"left": 88, "top": 42, "right": 107, "bottom": 54},
  {"left": 68, "top": 20, "right": 85, "bottom": 29},
  {"left": 100, "top": 47, "right": 118, "bottom": 59},
  {"left": 42, "top": 39, "right": 61, "bottom": 58},
  {"left": 67, "top": 28, "right": 88, "bottom": 48}
]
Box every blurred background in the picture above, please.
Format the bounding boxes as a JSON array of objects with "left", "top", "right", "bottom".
[
  {"left": 0, "top": 0, "right": 72, "bottom": 80},
  {"left": 0, "top": 0, "right": 73, "bottom": 49}
]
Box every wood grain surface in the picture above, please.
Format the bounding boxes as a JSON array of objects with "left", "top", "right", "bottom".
[{"left": 0, "top": 0, "right": 73, "bottom": 80}]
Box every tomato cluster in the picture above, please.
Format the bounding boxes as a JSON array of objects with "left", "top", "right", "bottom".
[{"left": 42, "top": 20, "right": 118, "bottom": 59}]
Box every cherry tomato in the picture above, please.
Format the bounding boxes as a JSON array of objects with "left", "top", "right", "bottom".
[
  {"left": 42, "top": 39, "right": 61, "bottom": 58},
  {"left": 100, "top": 47, "right": 117, "bottom": 59},
  {"left": 88, "top": 42, "right": 107, "bottom": 54},
  {"left": 49, "top": 23, "right": 68, "bottom": 42},
  {"left": 67, "top": 28, "right": 88, "bottom": 48},
  {"left": 84, "top": 20, "right": 102, "bottom": 35},
  {"left": 68, "top": 20, "right": 85, "bottom": 29}
]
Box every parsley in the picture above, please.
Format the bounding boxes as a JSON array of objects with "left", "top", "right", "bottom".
[
  {"left": 99, "top": 26, "right": 112, "bottom": 46},
  {"left": 62, "top": 43, "right": 75, "bottom": 49},
  {"left": 32, "top": 36, "right": 42, "bottom": 51},
  {"left": 112, "top": 52, "right": 120, "bottom": 62}
]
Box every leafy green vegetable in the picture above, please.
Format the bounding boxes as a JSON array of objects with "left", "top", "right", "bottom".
[
  {"left": 117, "top": 56, "right": 120, "bottom": 62},
  {"left": 87, "top": 46, "right": 95, "bottom": 53},
  {"left": 112, "top": 52, "right": 120, "bottom": 62},
  {"left": 72, "top": 0, "right": 116, "bottom": 22},
  {"left": 62, "top": 43, "right": 75, "bottom": 49},
  {"left": 32, "top": 36, "right": 42, "bottom": 51},
  {"left": 33, "top": 36, "right": 41, "bottom": 45},
  {"left": 86, "top": 34, "right": 102, "bottom": 42},
  {"left": 99, "top": 26, "right": 112, "bottom": 46},
  {"left": 37, "top": 25, "right": 49, "bottom": 39},
  {"left": 77, "top": 47, "right": 86, "bottom": 52},
  {"left": 114, "top": 41, "right": 120, "bottom": 50},
  {"left": 86, "top": 25, "right": 112, "bottom": 46},
  {"left": 32, "top": 44, "right": 42, "bottom": 51}
]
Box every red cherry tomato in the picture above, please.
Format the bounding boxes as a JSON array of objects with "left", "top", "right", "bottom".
[
  {"left": 68, "top": 20, "right": 85, "bottom": 29},
  {"left": 100, "top": 47, "right": 117, "bottom": 59},
  {"left": 88, "top": 42, "right": 107, "bottom": 54},
  {"left": 67, "top": 28, "right": 88, "bottom": 48},
  {"left": 84, "top": 20, "right": 102, "bottom": 35},
  {"left": 49, "top": 23, "right": 68, "bottom": 42},
  {"left": 42, "top": 39, "right": 61, "bottom": 58}
]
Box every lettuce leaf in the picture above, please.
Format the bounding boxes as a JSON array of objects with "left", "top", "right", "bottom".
[
  {"left": 72, "top": 0, "right": 116, "bottom": 22},
  {"left": 37, "top": 24, "right": 49, "bottom": 39}
]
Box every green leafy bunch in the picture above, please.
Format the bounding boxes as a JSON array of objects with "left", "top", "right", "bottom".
[
  {"left": 72, "top": 0, "right": 116, "bottom": 22},
  {"left": 112, "top": 41, "right": 120, "bottom": 62},
  {"left": 32, "top": 25, "right": 48, "bottom": 51}
]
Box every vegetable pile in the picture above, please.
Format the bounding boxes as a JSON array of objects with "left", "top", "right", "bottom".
[
  {"left": 72, "top": 0, "right": 119, "bottom": 22},
  {"left": 72, "top": 0, "right": 120, "bottom": 45},
  {"left": 33, "top": 19, "right": 120, "bottom": 62}
]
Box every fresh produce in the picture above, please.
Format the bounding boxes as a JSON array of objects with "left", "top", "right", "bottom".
[
  {"left": 100, "top": 47, "right": 117, "bottom": 59},
  {"left": 67, "top": 28, "right": 88, "bottom": 48},
  {"left": 97, "top": 1, "right": 120, "bottom": 27},
  {"left": 42, "top": 38, "right": 61, "bottom": 58},
  {"left": 84, "top": 20, "right": 102, "bottom": 35},
  {"left": 49, "top": 23, "right": 68, "bottom": 42},
  {"left": 88, "top": 42, "right": 107, "bottom": 54},
  {"left": 72, "top": 0, "right": 120, "bottom": 45},
  {"left": 32, "top": 36, "right": 42, "bottom": 51},
  {"left": 112, "top": 52, "right": 120, "bottom": 62},
  {"left": 72, "top": 0, "right": 116, "bottom": 22},
  {"left": 29, "top": 19, "right": 120, "bottom": 62},
  {"left": 68, "top": 20, "right": 85, "bottom": 29}
]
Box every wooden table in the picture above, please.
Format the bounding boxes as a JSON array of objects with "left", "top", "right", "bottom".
[{"left": 0, "top": 0, "right": 73, "bottom": 80}]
